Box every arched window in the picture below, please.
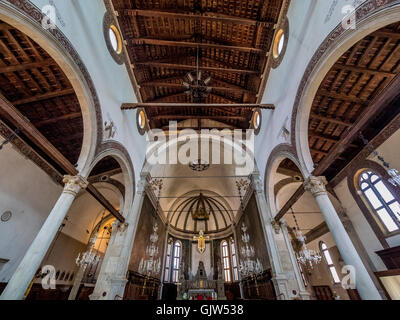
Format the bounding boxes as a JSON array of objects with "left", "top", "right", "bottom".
[
  {"left": 359, "top": 171, "right": 400, "bottom": 233},
  {"left": 320, "top": 242, "right": 340, "bottom": 284},
  {"left": 230, "top": 239, "right": 239, "bottom": 281},
  {"left": 221, "top": 240, "right": 231, "bottom": 282},
  {"left": 172, "top": 241, "right": 181, "bottom": 283},
  {"left": 164, "top": 240, "right": 172, "bottom": 282}
]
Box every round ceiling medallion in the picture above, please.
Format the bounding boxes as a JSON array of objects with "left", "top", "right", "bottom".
[{"left": 1, "top": 211, "right": 12, "bottom": 222}]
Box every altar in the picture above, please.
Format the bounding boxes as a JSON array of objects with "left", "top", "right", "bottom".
[{"left": 188, "top": 289, "right": 217, "bottom": 300}]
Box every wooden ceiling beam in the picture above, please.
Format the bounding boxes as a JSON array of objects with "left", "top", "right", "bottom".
[
  {"left": 313, "top": 73, "right": 400, "bottom": 176},
  {"left": 135, "top": 61, "right": 258, "bottom": 74},
  {"left": 334, "top": 64, "right": 396, "bottom": 78},
  {"left": 34, "top": 112, "right": 82, "bottom": 127},
  {"left": 122, "top": 9, "right": 274, "bottom": 27},
  {"left": 372, "top": 30, "right": 400, "bottom": 40},
  {"left": 129, "top": 38, "right": 264, "bottom": 53},
  {"left": 274, "top": 185, "right": 305, "bottom": 221},
  {"left": 139, "top": 81, "right": 251, "bottom": 94},
  {"left": 11, "top": 88, "right": 75, "bottom": 105},
  {"left": 0, "top": 60, "right": 55, "bottom": 74},
  {"left": 153, "top": 115, "right": 247, "bottom": 121},
  {"left": 0, "top": 93, "right": 125, "bottom": 223},
  {"left": 309, "top": 131, "right": 358, "bottom": 148},
  {"left": 309, "top": 113, "right": 352, "bottom": 127},
  {"left": 318, "top": 89, "right": 368, "bottom": 104},
  {"left": 121, "top": 103, "right": 275, "bottom": 109}
]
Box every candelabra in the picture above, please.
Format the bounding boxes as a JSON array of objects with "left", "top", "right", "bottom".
[{"left": 239, "top": 223, "right": 263, "bottom": 296}]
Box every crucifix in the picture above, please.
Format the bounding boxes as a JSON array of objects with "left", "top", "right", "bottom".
[{"left": 193, "top": 230, "right": 209, "bottom": 254}]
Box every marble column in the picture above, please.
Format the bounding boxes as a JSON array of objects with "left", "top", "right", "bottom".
[
  {"left": 251, "top": 173, "right": 304, "bottom": 300},
  {"left": 303, "top": 176, "right": 382, "bottom": 300},
  {"left": 0, "top": 175, "right": 88, "bottom": 300},
  {"left": 89, "top": 173, "right": 149, "bottom": 300}
]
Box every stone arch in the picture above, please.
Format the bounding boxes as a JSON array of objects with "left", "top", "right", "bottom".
[
  {"left": 87, "top": 141, "right": 136, "bottom": 218},
  {"left": 142, "top": 130, "right": 255, "bottom": 175},
  {"left": 291, "top": 0, "right": 400, "bottom": 175},
  {"left": 264, "top": 144, "right": 304, "bottom": 217},
  {"left": 0, "top": 0, "right": 104, "bottom": 171}
]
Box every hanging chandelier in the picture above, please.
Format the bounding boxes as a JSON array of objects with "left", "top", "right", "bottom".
[
  {"left": 295, "top": 229, "right": 322, "bottom": 269},
  {"left": 239, "top": 223, "right": 263, "bottom": 277},
  {"left": 76, "top": 212, "right": 107, "bottom": 268},
  {"left": 360, "top": 133, "right": 400, "bottom": 187},
  {"left": 290, "top": 207, "right": 321, "bottom": 268},
  {"left": 139, "top": 221, "right": 161, "bottom": 276},
  {"left": 182, "top": 46, "right": 212, "bottom": 103}
]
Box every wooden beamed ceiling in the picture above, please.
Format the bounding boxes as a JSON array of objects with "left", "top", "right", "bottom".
[
  {"left": 308, "top": 21, "right": 400, "bottom": 179},
  {"left": 0, "top": 21, "right": 123, "bottom": 220},
  {"left": 112, "top": 0, "right": 285, "bottom": 129},
  {"left": 0, "top": 21, "right": 120, "bottom": 175},
  {"left": 0, "top": 21, "right": 83, "bottom": 165}
]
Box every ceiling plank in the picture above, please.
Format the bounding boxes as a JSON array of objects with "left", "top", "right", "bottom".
[
  {"left": 139, "top": 81, "right": 251, "bottom": 93},
  {"left": 314, "top": 73, "right": 400, "bottom": 176},
  {"left": 11, "top": 88, "right": 75, "bottom": 105},
  {"left": 136, "top": 61, "right": 258, "bottom": 74},
  {"left": 318, "top": 89, "right": 368, "bottom": 104},
  {"left": 121, "top": 103, "right": 275, "bottom": 109},
  {"left": 309, "top": 113, "right": 352, "bottom": 127},
  {"left": 0, "top": 60, "right": 55, "bottom": 74},
  {"left": 122, "top": 9, "right": 274, "bottom": 27},
  {"left": 129, "top": 38, "right": 264, "bottom": 54},
  {"left": 372, "top": 30, "right": 400, "bottom": 40},
  {"left": 334, "top": 64, "right": 396, "bottom": 78},
  {"left": 34, "top": 112, "right": 82, "bottom": 127},
  {"left": 153, "top": 115, "right": 247, "bottom": 121}
]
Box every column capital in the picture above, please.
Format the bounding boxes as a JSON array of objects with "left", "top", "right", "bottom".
[
  {"left": 303, "top": 176, "right": 328, "bottom": 197},
  {"left": 62, "top": 175, "right": 88, "bottom": 196}
]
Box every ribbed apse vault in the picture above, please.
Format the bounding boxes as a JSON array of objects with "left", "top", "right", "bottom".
[{"left": 168, "top": 190, "right": 233, "bottom": 235}]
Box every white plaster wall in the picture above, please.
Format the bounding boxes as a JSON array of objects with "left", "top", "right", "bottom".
[
  {"left": 0, "top": 140, "right": 122, "bottom": 282},
  {"left": 0, "top": 141, "right": 62, "bottom": 282},
  {"left": 29, "top": 0, "right": 147, "bottom": 183}
]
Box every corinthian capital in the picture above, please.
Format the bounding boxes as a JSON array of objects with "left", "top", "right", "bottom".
[
  {"left": 303, "top": 176, "right": 327, "bottom": 197},
  {"left": 62, "top": 175, "right": 89, "bottom": 196}
]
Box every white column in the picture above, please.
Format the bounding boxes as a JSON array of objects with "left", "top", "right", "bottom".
[
  {"left": 90, "top": 173, "right": 149, "bottom": 300},
  {"left": 303, "top": 176, "right": 382, "bottom": 300},
  {"left": 0, "top": 175, "right": 88, "bottom": 300},
  {"left": 251, "top": 173, "right": 300, "bottom": 300}
]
